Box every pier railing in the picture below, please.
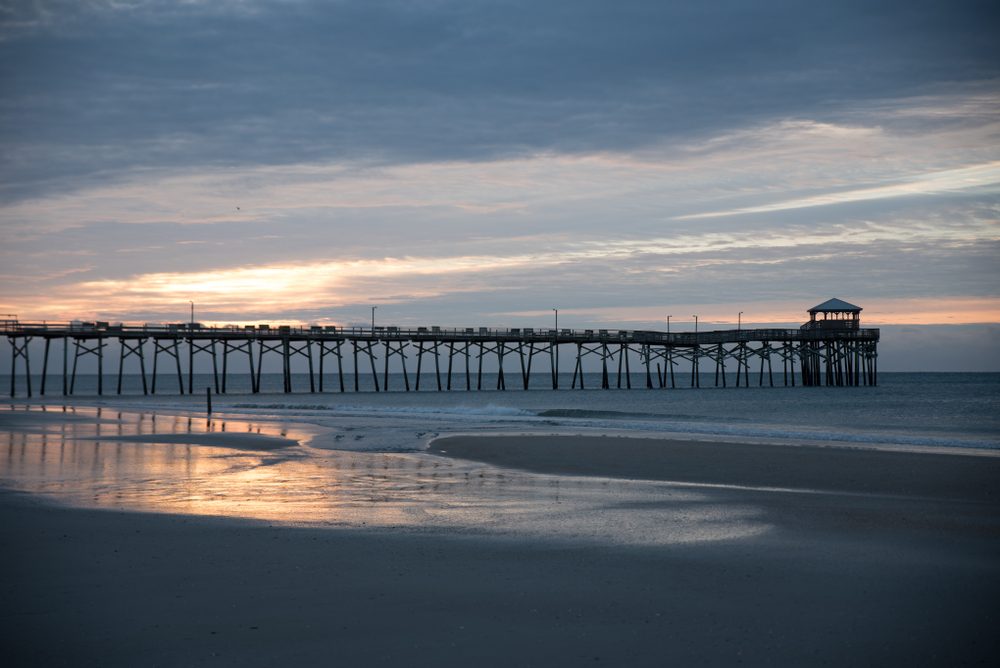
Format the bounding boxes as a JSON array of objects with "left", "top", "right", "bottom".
[{"left": 2, "top": 321, "right": 878, "bottom": 345}]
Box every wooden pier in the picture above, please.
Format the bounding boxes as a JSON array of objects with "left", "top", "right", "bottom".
[{"left": 3, "top": 300, "right": 878, "bottom": 397}]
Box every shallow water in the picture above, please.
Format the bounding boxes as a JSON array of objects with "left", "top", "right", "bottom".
[
  {"left": 2, "top": 373, "right": 996, "bottom": 543},
  {"left": 0, "top": 405, "right": 768, "bottom": 546}
]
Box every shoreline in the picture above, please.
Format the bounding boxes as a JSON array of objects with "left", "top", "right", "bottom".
[{"left": 5, "top": 398, "right": 998, "bottom": 456}]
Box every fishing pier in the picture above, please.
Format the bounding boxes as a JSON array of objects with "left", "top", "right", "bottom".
[{"left": 4, "top": 300, "right": 878, "bottom": 397}]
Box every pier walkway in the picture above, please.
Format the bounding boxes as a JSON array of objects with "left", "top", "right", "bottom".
[{"left": 4, "top": 319, "right": 879, "bottom": 397}]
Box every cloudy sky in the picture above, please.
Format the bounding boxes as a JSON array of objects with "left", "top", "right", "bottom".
[{"left": 1, "top": 0, "right": 998, "bottom": 369}]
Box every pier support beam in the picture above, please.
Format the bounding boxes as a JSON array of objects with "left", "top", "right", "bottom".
[
  {"left": 414, "top": 341, "right": 443, "bottom": 391},
  {"left": 551, "top": 341, "right": 559, "bottom": 390},
  {"left": 221, "top": 339, "right": 256, "bottom": 393},
  {"left": 383, "top": 340, "right": 409, "bottom": 392},
  {"left": 68, "top": 336, "right": 106, "bottom": 395},
  {"left": 518, "top": 343, "right": 532, "bottom": 390},
  {"left": 318, "top": 340, "right": 345, "bottom": 393},
  {"left": 40, "top": 337, "right": 50, "bottom": 395},
  {"left": 285, "top": 340, "right": 315, "bottom": 393},
  {"left": 255, "top": 340, "right": 284, "bottom": 393},
  {"left": 8, "top": 336, "right": 32, "bottom": 397},
  {"left": 353, "top": 340, "right": 380, "bottom": 392},
  {"left": 1, "top": 323, "right": 880, "bottom": 396},
  {"left": 152, "top": 337, "right": 184, "bottom": 394},
  {"left": 62, "top": 337, "right": 68, "bottom": 395},
  {"left": 117, "top": 337, "right": 148, "bottom": 395},
  {"left": 187, "top": 338, "right": 219, "bottom": 395}
]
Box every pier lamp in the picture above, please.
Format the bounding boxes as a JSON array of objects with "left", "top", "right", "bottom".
[
  {"left": 738, "top": 311, "right": 743, "bottom": 331},
  {"left": 553, "top": 308, "right": 558, "bottom": 332},
  {"left": 189, "top": 301, "right": 194, "bottom": 326},
  {"left": 693, "top": 314, "right": 698, "bottom": 334},
  {"left": 666, "top": 315, "right": 671, "bottom": 334},
  {"left": 371, "top": 306, "right": 377, "bottom": 331}
]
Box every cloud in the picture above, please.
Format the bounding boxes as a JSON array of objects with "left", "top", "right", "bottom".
[
  {"left": 674, "top": 162, "right": 1000, "bottom": 219},
  {"left": 2, "top": 94, "right": 997, "bottom": 329},
  {"left": 1, "top": 0, "right": 998, "bottom": 202},
  {"left": 3, "top": 204, "right": 995, "bottom": 324},
  {"left": 1, "top": 0, "right": 998, "bottom": 368},
  {"left": 3, "top": 97, "right": 998, "bottom": 237}
]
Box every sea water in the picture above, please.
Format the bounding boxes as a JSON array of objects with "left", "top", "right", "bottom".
[
  {"left": 2, "top": 372, "right": 997, "bottom": 539},
  {"left": 4, "top": 372, "right": 998, "bottom": 452}
]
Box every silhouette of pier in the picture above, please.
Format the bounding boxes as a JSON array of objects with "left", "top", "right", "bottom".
[{"left": 3, "top": 300, "right": 878, "bottom": 397}]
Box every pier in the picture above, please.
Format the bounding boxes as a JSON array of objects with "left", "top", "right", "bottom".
[{"left": 3, "top": 300, "right": 878, "bottom": 397}]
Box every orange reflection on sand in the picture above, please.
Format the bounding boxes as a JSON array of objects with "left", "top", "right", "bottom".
[
  {"left": 0, "top": 405, "right": 771, "bottom": 545},
  {"left": 0, "top": 406, "right": 420, "bottom": 526},
  {"left": 0, "top": 425, "right": 451, "bottom": 526}
]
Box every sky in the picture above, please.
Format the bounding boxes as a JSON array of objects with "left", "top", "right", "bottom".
[{"left": 1, "top": 0, "right": 999, "bottom": 370}]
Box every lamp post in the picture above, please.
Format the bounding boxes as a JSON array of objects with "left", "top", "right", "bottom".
[
  {"left": 738, "top": 311, "right": 743, "bottom": 332},
  {"left": 553, "top": 308, "right": 558, "bottom": 333},
  {"left": 189, "top": 301, "right": 194, "bottom": 327},
  {"left": 693, "top": 314, "right": 698, "bottom": 334},
  {"left": 371, "top": 306, "right": 377, "bottom": 331},
  {"left": 666, "top": 315, "right": 671, "bottom": 335}
]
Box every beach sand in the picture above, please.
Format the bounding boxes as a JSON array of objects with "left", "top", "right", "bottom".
[
  {"left": 3, "top": 429, "right": 999, "bottom": 666},
  {"left": 429, "top": 434, "right": 1000, "bottom": 500}
]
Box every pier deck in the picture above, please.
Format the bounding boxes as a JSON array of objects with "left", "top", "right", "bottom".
[{"left": 3, "top": 321, "right": 879, "bottom": 397}]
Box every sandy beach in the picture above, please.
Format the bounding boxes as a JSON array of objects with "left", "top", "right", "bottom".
[
  {"left": 430, "top": 434, "right": 1000, "bottom": 500},
  {"left": 3, "top": 410, "right": 999, "bottom": 666}
]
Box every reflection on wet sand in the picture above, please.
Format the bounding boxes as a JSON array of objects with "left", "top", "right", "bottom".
[{"left": 0, "top": 405, "right": 768, "bottom": 545}]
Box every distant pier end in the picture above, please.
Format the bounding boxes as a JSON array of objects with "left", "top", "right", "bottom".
[
  {"left": 803, "top": 297, "right": 863, "bottom": 331},
  {"left": 3, "top": 300, "right": 878, "bottom": 397},
  {"left": 798, "top": 298, "right": 874, "bottom": 386}
]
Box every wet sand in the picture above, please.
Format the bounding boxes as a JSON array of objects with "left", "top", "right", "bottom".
[
  {"left": 429, "top": 434, "right": 1000, "bottom": 501},
  {"left": 77, "top": 431, "right": 298, "bottom": 450},
  {"left": 3, "top": 428, "right": 1000, "bottom": 665}
]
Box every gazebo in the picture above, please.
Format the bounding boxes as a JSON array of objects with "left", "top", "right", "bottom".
[{"left": 802, "top": 298, "right": 862, "bottom": 330}]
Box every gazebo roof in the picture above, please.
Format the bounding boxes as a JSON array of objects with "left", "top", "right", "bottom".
[{"left": 809, "top": 298, "right": 862, "bottom": 314}]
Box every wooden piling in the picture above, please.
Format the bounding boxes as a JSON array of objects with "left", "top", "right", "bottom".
[{"left": 4, "top": 317, "right": 879, "bottom": 396}]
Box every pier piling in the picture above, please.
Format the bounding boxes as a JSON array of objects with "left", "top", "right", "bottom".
[{"left": 3, "top": 301, "right": 879, "bottom": 396}]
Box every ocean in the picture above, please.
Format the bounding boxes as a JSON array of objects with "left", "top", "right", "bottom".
[
  {"left": 2, "top": 370, "right": 998, "bottom": 537},
  {"left": 4, "top": 372, "right": 998, "bottom": 452}
]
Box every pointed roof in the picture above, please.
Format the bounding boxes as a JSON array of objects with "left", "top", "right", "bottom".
[{"left": 809, "top": 298, "right": 862, "bottom": 313}]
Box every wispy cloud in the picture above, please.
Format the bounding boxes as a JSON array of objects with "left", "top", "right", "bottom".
[
  {"left": 3, "top": 209, "right": 996, "bottom": 324},
  {"left": 675, "top": 162, "right": 1000, "bottom": 220}
]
